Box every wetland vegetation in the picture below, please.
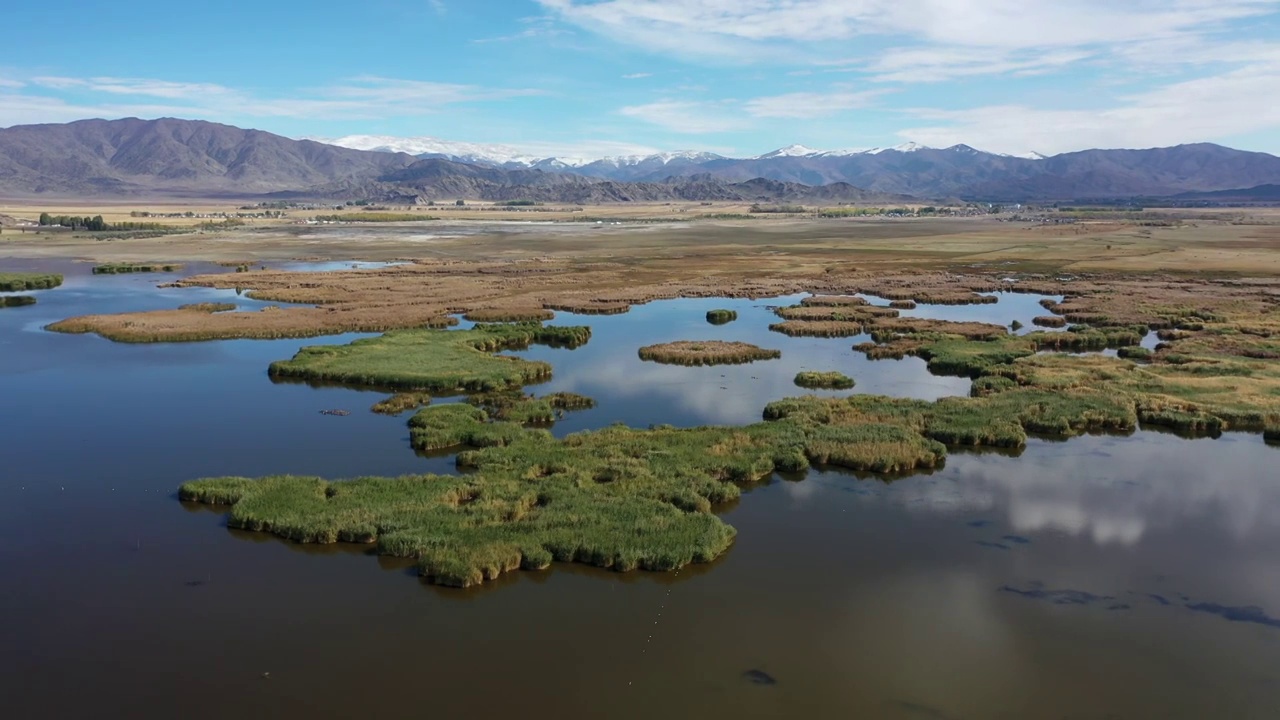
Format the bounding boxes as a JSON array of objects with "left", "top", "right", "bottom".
[
  {"left": 0, "top": 272, "right": 62, "bottom": 291},
  {"left": 794, "top": 371, "right": 856, "bottom": 389},
  {"left": 269, "top": 322, "right": 591, "bottom": 392},
  {"left": 706, "top": 308, "right": 738, "bottom": 324},
  {"left": 638, "top": 340, "right": 781, "bottom": 365},
  {"left": 91, "top": 262, "right": 181, "bottom": 274}
]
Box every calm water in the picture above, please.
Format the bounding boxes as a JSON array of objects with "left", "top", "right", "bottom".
[{"left": 3, "top": 260, "right": 1280, "bottom": 719}]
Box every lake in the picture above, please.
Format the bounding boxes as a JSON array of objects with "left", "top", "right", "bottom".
[{"left": 2, "top": 259, "right": 1279, "bottom": 719}]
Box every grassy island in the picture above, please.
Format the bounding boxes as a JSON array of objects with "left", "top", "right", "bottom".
[
  {"left": 180, "top": 375, "right": 1181, "bottom": 587},
  {"left": 638, "top": 340, "right": 781, "bottom": 366},
  {"left": 1, "top": 295, "right": 37, "bottom": 308},
  {"left": 269, "top": 322, "right": 591, "bottom": 392},
  {"left": 706, "top": 309, "right": 738, "bottom": 324},
  {"left": 92, "top": 263, "right": 181, "bottom": 274},
  {"left": 181, "top": 403, "right": 950, "bottom": 587},
  {"left": 769, "top": 321, "right": 865, "bottom": 337},
  {"left": 795, "top": 371, "right": 856, "bottom": 389},
  {"left": 0, "top": 272, "right": 62, "bottom": 292}
]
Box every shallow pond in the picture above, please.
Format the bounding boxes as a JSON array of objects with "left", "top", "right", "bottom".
[{"left": 3, "top": 260, "right": 1279, "bottom": 719}]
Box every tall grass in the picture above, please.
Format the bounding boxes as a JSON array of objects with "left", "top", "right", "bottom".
[
  {"left": 794, "top": 371, "right": 856, "bottom": 389},
  {"left": 706, "top": 309, "right": 738, "bottom": 324},
  {"left": 92, "top": 263, "right": 181, "bottom": 274},
  {"left": 0, "top": 272, "right": 62, "bottom": 291},
  {"left": 0, "top": 295, "right": 36, "bottom": 308},
  {"left": 269, "top": 322, "right": 591, "bottom": 392},
  {"left": 638, "top": 341, "right": 781, "bottom": 365}
]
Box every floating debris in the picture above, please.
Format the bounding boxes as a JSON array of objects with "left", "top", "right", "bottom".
[{"left": 319, "top": 409, "right": 351, "bottom": 416}]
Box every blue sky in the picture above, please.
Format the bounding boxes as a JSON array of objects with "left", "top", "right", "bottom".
[{"left": 3, "top": 0, "right": 1280, "bottom": 158}]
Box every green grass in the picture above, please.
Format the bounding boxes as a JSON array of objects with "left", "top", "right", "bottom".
[
  {"left": 0, "top": 272, "right": 62, "bottom": 292},
  {"left": 1, "top": 295, "right": 36, "bottom": 308},
  {"left": 92, "top": 263, "right": 181, "bottom": 274},
  {"left": 181, "top": 407, "right": 947, "bottom": 587},
  {"left": 371, "top": 392, "right": 433, "bottom": 415},
  {"left": 268, "top": 322, "right": 591, "bottom": 392},
  {"left": 794, "top": 371, "right": 856, "bottom": 389},
  {"left": 706, "top": 309, "right": 738, "bottom": 325},
  {"left": 178, "top": 302, "right": 236, "bottom": 313}
]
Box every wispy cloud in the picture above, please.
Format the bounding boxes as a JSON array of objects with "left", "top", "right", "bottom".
[
  {"left": 745, "top": 89, "right": 887, "bottom": 118},
  {"left": 622, "top": 72, "right": 653, "bottom": 79},
  {"left": 538, "top": 0, "right": 1279, "bottom": 79},
  {"left": 1, "top": 74, "right": 544, "bottom": 127},
  {"left": 618, "top": 100, "right": 748, "bottom": 134},
  {"left": 899, "top": 60, "right": 1280, "bottom": 154},
  {"left": 472, "top": 15, "right": 568, "bottom": 44}
]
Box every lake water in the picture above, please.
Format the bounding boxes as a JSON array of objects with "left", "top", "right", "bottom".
[{"left": 2, "top": 260, "right": 1279, "bottom": 719}]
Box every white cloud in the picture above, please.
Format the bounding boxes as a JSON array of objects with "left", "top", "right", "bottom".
[
  {"left": 899, "top": 61, "right": 1280, "bottom": 154},
  {"left": 862, "top": 48, "right": 1094, "bottom": 83},
  {"left": 539, "top": 0, "right": 1276, "bottom": 50},
  {"left": 618, "top": 100, "right": 748, "bottom": 133},
  {"left": 1, "top": 74, "right": 544, "bottom": 127},
  {"left": 745, "top": 89, "right": 886, "bottom": 118},
  {"left": 622, "top": 72, "right": 653, "bottom": 79},
  {"left": 539, "top": 0, "right": 1280, "bottom": 82}
]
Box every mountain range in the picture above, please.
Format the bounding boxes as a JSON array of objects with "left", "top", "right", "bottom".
[{"left": 2, "top": 117, "right": 1280, "bottom": 203}]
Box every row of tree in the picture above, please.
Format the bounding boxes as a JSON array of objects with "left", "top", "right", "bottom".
[{"left": 38, "top": 213, "right": 164, "bottom": 231}]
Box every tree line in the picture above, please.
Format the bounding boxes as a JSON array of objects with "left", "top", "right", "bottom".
[{"left": 38, "top": 213, "right": 164, "bottom": 231}]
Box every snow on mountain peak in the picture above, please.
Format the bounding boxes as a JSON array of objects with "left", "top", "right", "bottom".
[{"left": 757, "top": 144, "right": 823, "bottom": 159}]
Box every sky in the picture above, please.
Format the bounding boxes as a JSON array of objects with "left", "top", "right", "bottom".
[{"left": 2, "top": 0, "right": 1280, "bottom": 158}]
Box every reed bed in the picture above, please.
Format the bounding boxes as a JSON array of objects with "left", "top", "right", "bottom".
[
  {"left": 775, "top": 305, "right": 898, "bottom": 321},
  {"left": 464, "top": 307, "right": 555, "bottom": 322},
  {"left": 1033, "top": 316, "right": 1067, "bottom": 328},
  {"left": 1266, "top": 424, "right": 1280, "bottom": 444},
  {"left": 794, "top": 371, "right": 856, "bottom": 389},
  {"left": 1117, "top": 346, "right": 1153, "bottom": 361},
  {"left": 269, "top": 322, "right": 591, "bottom": 392},
  {"left": 868, "top": 318, "right": 1009, "bottom": 342},
  {"left": 371, "top": 392, "right": 433, "bottom": 415},
  {"left": 543, "top": 301, "right": 631, "bottom": 315},
  {"left": 0, "top": 295, "right": 36, "bottom": 308},
  {"left": 178, "top": 302, "right": 237, "bottom": 313},
  {"left": 638, "top": 341, "right": 781, "bottom": 366},
  {"left": 889, "top": 300, "right": 917, "bottom": 309},
  {"left": 92, "top": 263, "right": 181, "bottom": 274},
  {"left": 706, "top": 309, "right": 738, "bottom": 324},
  {"left": 0, "top": 272, "right": 62, "bottom": 292},
  {"left": 1029, "top": 326, "right": 1145, "bottom": 351},
  {"left": 181, "top": 401, "right": 961, "bottom": 586},
  {"left": 800, "top": 295, "right": 869, "bottom": 307},
  {"left": 769, "top": 320, "right": 864, "bottom": 337}
]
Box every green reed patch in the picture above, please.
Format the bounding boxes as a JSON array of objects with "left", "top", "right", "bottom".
[
  {"left": 794, "top": 371, "right": 856, "bottom": 389},
  {"left": 92, "top": 263, "right": 181, "bottom": 274},
  {"left": 706, "top": 309, "right": 738, "bottom": 324},
  {"left": 182, "top": 408, "right": 948, "bottom": 587},
  {"left": 268, "top": 322, "right": 591, "bottom": 392},
  {"left": 0, "top": 272, "right": 62, "bottom": 292},
  {"left": 0, "top": 295, "right": 36, "bottom": 308},
  {"left": 371, "top": 392, "right": 433, "bottom": 415},
  {"left": 178, "top": 302, "right": 236, "bottom": 313}
]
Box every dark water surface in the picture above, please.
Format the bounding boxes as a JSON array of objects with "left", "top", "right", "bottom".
[{"left": 3, "top": 261, "right": 1280, "bottom": 719}]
